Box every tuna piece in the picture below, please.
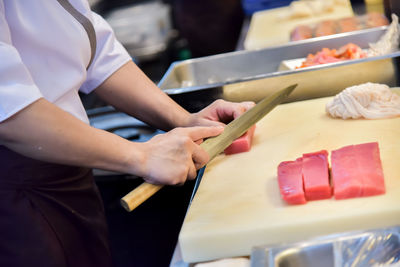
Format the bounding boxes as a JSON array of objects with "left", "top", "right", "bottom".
[
  {"left": 331, "top": 142, "right": 385, "bottom": 199},
  {"left": 277, "top": 159, "right": 307, "bottom": 205},
  {"left": 224, "top": 125, "right": 256, "bottom": 155},
  {"left": 366, "top": 12, "right": 389, "bottom": 28},
  {"left": 338, "top": 17, "right": 360, "bottom": 33},
  {"left": 315, "top": 20, "right": 337, "bottom": 37},
  {"left": 290, "top": 25, "right": 313, "bottom": 41},
  {"left": 302, "top": 150, "right": 332, "bottom": 201}
]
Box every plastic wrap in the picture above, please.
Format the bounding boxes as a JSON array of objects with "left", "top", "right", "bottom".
[{"left": 251, "top": 226, "right": 400, "bottom": 267}]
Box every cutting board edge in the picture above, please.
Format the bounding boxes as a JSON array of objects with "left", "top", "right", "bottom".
[{"left": 179, "top": 210, "right": 400, "bottom": 263}]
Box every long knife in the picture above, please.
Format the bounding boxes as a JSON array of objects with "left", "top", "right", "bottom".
[{"left": 120, "top": 84, "right": 297, "bottom": 212}]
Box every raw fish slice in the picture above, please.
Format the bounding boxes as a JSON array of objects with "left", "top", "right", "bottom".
[
  {"left": 337, "top": 17, "right": 360, "bottom": 33},
  {"left": 366, "top": 12, "right": 389, "bottom": 28},
  {"left": 277, "top": 159, "right": 307, "bottom": 205},
  {"left": 290, "top": 25, "right": 313, "bottom": 41},
  {"left": 315, "top": 20, "right": 336, "bottom": 37},
  {"left": 331, "top": 145, "right": 363, "bottom": 199},
  {"left": 302, "top": 150, "right": 332, "bottom": 200},
  {"left": 354, "top": 142, "right": 385, "bottom": 196},
  {"left": 331, "top": 142, "right": 385, "bottom": 199},
  {"left": 224, "top": 125, "right": 256, "bottom": 155}
]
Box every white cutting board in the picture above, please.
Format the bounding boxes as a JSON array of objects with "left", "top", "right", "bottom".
[
  {"left": 244, "top": 1, "right": 354, "bottom": 50},
  {"left": 179, "top": 95, "right": 400, "bottom": 263}
]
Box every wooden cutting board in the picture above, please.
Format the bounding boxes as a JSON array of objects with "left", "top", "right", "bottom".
[
  {"left": 179, "top": 95, "right": 400, "bottom": 263},
  {"left": 244, "top": 1, "right": 354, "bottom": 50}
]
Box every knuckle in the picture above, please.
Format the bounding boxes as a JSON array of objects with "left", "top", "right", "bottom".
[
  {"left": 171, "top": 179, "right": 184, "bottom": 186},
  {"left": 215, "top": 99, "right": 225, "bottom": 105},
  {"left": 181, "top": 136, "right": 192, "bottom": 146},
  {"left": 168, "top": 173, "right": 185, "bottom": 186},
  {"left": 202, "top": 152, "right": 210, "bottom": 163},
  {"left": 171, "top": 127, "right": 182, "bottom": 135}
]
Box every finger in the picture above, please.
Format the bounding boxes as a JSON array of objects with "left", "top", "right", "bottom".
[
  {"left": 232, "top": 101, "right": 255, "bottom": 119},
  {"left": 194, "top": 139, "right": 203, "bottom": 145},
  {"left": 211, "top": 100, "right": 255, "bottom": 122},
  {"left": 192, "top": 144, "right": 210, "bottom": 169},
  {"left": 194, "top": 119, "right": 225, "bottom": 128},
  {"left": 187, "top": 163, "right": 197, "bottom": 180},
  {"left": 185, "top": 126, "right": 224, "bottom": 141}
]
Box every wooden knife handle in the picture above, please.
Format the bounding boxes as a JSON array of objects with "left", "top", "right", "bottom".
[{"left": 120, "top": 183, "right": 163, "bottom": 212}]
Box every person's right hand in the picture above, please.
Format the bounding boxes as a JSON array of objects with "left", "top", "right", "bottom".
[{"left": 135, "top": 126, "right": 224, "bottom": 185}]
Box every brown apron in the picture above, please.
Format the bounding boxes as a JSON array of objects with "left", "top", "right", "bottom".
[{"left": 0, "top": 146, "right": 113, "bottom": 267}]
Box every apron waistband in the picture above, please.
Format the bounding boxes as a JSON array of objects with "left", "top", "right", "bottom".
[{"left": 0, "top": 146, "right": 91, "bottom": 189}]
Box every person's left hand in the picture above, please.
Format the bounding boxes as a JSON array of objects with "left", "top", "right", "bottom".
[{"left": 186, "top": 99, "right": 255, "bottom": 129}]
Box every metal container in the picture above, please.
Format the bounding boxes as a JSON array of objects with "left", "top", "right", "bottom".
[
  {"left": 251, "top": 226, "right": 400, "bottom": 267},
  {"left": 159, "top": 27, "right": 400, "bottom": 111}
]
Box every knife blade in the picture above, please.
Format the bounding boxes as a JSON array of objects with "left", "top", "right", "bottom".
[{"left": 120, "top": 84, "right": 297, "bottom": 212}]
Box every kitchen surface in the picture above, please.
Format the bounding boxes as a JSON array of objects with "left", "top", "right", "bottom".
[{"left": 81, "top": 0, "right": 400, "bottom": 266}]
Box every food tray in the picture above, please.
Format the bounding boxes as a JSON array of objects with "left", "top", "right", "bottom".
[
  {"left": 289, "top": 12, "right": 389, "bottom": 41},
  {"left": 243, "top": 0, "right": 354, "bottom": 49},
  {"left": 159, "top": 27, "right": 400, "bottom": 111},
  {"left": 251, "top": 226, "right": 400, "bottom": 267}
]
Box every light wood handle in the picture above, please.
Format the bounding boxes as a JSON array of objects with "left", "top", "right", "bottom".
[{"left": 120, "top": 183, "right": 163, "bottom": 212}]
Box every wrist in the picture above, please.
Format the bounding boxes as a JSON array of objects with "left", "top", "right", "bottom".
[
  {"left": 169, "top": 109, "right": 193, "bottom": 128},
  {"left": 120, "top": 141, "right": 148, "bottom": 177}
]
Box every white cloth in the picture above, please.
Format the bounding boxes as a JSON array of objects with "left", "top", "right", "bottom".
[
  {"left": 325, "top": 83, "right": 400, "bottom": 119},
  {"left": 0, "top": 0, "right": 131, "bottom": 123}
]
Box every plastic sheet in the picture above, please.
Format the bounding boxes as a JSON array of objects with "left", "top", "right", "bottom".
[{"left": 251, "top": 226, "right": 400, "bottom": 267}]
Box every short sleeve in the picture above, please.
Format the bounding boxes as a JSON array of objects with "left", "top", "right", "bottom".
[
  {"left": 0, "top": 2, "right": 43, "bottom": 122},
  {"left": 79, "top": 12, "right": 132, "bottom": 94}
]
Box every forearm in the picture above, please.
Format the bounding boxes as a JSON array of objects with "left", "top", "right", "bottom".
[
  {"left": 94, "top": 60, "right": 191, "bottom": 131},
  {"left": 0, "top": 98, "right": 144, "bottom": 175}
]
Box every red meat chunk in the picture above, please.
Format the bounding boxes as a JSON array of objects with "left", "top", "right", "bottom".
[
  {"left": 302, "top": 150, "right": 332, "bottom": 201},
  {"left": 277, "top": 159, "right": 307, "bottom": 205},
  {"left": 291, "top": 25, "right": 313, "bottom": 41},
  {"left": 224, "top": 125, "right": 256, "bottom": 155},
  {"left": 337, "top": 17, "right": 360, "bottom": 33},
  {"left": 331, "top": 142, "right": 385, "bottom": 199},
  {"left": 315, "top": 20, "right": 337, "bottom": 37},
  {"left": 366, "top": 12, "right": 389, "bottom": 28}
]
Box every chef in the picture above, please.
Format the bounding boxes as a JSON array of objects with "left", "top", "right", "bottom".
[{"left": 0, "top": 1, "right": 253, "bottom": 266}]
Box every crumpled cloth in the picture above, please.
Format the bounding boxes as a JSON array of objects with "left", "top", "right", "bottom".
[{"left": 325, "top": 82, "right": 400, "bottom": 119}]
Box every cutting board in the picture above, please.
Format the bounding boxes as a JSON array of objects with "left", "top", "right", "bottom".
[
  {"left": 244, "top": 1, "right": 354, "bottom": 50},
  {"left": 179, "top": 95, "right": 400, "bottom": 263}
]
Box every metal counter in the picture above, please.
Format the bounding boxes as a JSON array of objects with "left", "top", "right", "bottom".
[{"left": 159, "top": 26, "right": 400, "bottom": 111}]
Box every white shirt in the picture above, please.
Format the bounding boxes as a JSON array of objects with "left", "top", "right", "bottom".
[{"left": 0, "top": 0, "right": 131, "bottom": 123}]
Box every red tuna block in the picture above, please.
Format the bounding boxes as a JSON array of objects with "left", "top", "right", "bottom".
[
  {"left": 224, "top": 125, "right": 256, "bottom": 155},
  {"left": 302, "top": 150, "right": 332, "bottom": 201},
  {"left": 331, "top": 142, "right": 385, "bottom": 199},
  {"left": 277, "top": 159, "right": 307, "bottom": 205}
]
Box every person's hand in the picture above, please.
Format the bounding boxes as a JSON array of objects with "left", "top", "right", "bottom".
[
  {"left": 187, "top": 99, "right": 255, "bottom": 128},
  {"left": 136, "top": 126, "right": 224, "bottom": 185}
]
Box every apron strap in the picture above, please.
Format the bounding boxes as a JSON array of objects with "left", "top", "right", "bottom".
[{"left": 56, "top": 0, "right": 97, "bottom": 70}]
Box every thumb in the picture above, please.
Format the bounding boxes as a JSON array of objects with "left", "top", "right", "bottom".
[
  {"left": 187, "top": 126, "right": 224, "bottom": 142},
  {"left": 196, "top": 118, "right": 225, "bottom": 128}
]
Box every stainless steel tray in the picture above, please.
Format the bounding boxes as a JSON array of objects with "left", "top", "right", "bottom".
[
  {"left": 251, "top": 226, "right": 400, "bottom": 267},
  {"left": 159, "top": 27, "right": 400, "bottom": 111}
]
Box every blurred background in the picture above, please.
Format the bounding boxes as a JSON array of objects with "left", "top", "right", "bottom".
[{"left": 81, "top": 0, "right": 384, "bottom": 109}]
